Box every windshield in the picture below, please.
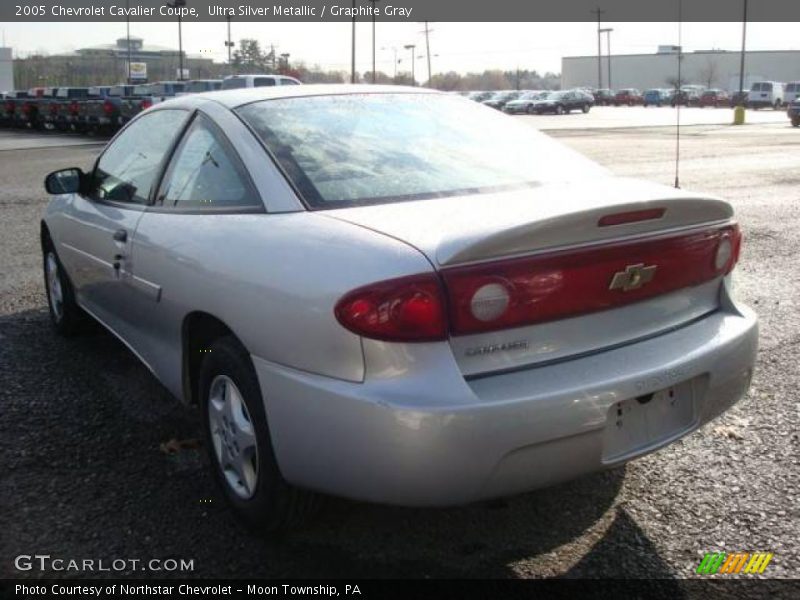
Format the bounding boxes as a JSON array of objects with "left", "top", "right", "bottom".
[{"left": 238, "top": 93, "right": 605, "bottom": 209}]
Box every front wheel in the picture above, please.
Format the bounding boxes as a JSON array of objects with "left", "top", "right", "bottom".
[
  {"left": 526, "top": 104, "right": 535, "bottom": 115},
  {"left": 555, "top": 105, "right": 565, "bottom": 115},
  {"left": 200, "top": 336, "right": 318, "bottom": 532},
  {"left": 582, "top": 104, "right": 590, "bottom": 113},
  {"left": 43, "top": 240, "right": 86, "bottom": 336}
]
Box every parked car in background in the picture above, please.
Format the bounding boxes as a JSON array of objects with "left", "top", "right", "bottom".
[
  {"left": 221, "top": 74, "right": 301, "bottom": 89},
  {"left": 592, "top": 89, "right": 615, "bottom": 106},
  {"left": 40, "top": 85, "right": 757, "bottom": 531},
  {"left": 614, "top": 89, "right": 643, "bottom": 106},
  {"left": 181, "top": 79, "right": 223, "bottom": 94},
  {"left": 730, "top": 91, "right": 748, "bottom": 107},
  {"left": 19, "top": 87, "right": 59, "bottom": 128},
  {"left": 467, "top": 90, "right": 494, "bottom": 102},
  {"left": 699, "top": 89, "right": 731, "bottom": 108},
  {"left": 643, "top": 89, "right": 668, "bottom": 107},
  {"left": 531, "top": 90, "right": 593, "bottom": 114},
  {"left": 785, "top": 82, "right": 800, "bottom": 104},
  {"left": 788, "top": 99, "right": 800, "bottom": 127},
  {"left": 747, "top": 81, "right": 784, "bottom": 109},
  {"left": 503, "top": 90, "right": 548, "bottom": 114},
  {"left": 482, "top": 90, "right": 523, "bottom": 110},
  {"left": 671, "top": 87, "right": 703, "bottom": 107}
]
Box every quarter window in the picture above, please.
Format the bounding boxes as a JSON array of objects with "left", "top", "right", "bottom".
[
  {"left": 254, "top": 77, "right": 276, "bottom": 87},
  {"left": 92, "top": 109, "right": 188, "bottom": 204},
  {"left": 157, "top": 114, "right": 260, "bottom": 210}
]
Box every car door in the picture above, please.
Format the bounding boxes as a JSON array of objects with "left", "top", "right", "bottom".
[
  {"left": 120, "top": 111, "right": 265, "bottom": 397},
  {"left": 55, "top": 108, "right": 190, "bottom": 340}
]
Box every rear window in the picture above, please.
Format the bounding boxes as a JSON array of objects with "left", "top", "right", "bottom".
[
  {"left": 786, "top": 83, "right": 798, "bottom": 92},
  {"left": 238, "top": 93, "right": 606, "bottom": 209},
  {"left": 281, "top": 79, "right": 300, "bottom": 86},
  {"left": 752, "top": 82, "right": 773, "bottom": 92}
]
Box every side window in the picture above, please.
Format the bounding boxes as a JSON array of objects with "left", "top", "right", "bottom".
[
  {"left": 93, "top": 109, "right": 188, "bottom": 204},
  {"left": 281, "top": 79, "right": 300, "bottom": 86},
  {"left": 157, "top": 114, "right": 261, "bottom": 210},
  {"left": 254, "top": 77, "right": 276, "bottom": 87}
]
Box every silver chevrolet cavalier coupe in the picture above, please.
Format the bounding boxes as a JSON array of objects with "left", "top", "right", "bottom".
[{"left": 41, "top": 85, "right": 758, "bottom": 531}]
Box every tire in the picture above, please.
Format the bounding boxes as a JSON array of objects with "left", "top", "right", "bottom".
[
  {"left": 774, "top": 100, "right": 782, "bottom": 110},
  {"left": 43, "top": 237, "right": 86, "bottom": 336},
  {"left": 526, "top": 104, "right": 535, "bottom": 115},
  {"left": 200, "top": 335, "right": 318, "bottom": 532},
  {"left": 555, "top": 104, "right": 565, "bottom": 115},
  {"left": 792, "top": 116, "right": 800, "bottom": 127},
  {"left": 581, "top": 104, "right": 590, "bottom": 113}
]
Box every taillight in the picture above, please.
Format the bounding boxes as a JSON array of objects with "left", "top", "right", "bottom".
[
  {"left": 103, "top": 100, "right": 114, "bottom": 115},
  {"left": 21, "top": 102, "right": 31, "bottom": 114},
  {"left": 50, "top": 103, "right": 59, "bottom": 114},
  {"left": 140, "top": 99, "right": 152, "bottom": 110},
  {"left": 69, "top": 100, "right": 80, "bottom": 115},
  {"left": 598, "top": 208, "right": 665, "bottom": 227},
  {"left": 4, "top": 100, "right": 14, "bottom": 113},
  {"left": 334, "top": 273, "right": 447, "bottom": 342},
  {"left": 442, "top": 224, "right": 742, "bottom": 336}
]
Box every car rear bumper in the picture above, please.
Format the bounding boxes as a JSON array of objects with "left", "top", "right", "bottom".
[{"left": 253, "top": 303, "right": 757, "bottom": 506}]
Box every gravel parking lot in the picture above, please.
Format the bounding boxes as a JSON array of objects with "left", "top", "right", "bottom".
[{"left": 1, "top": 110, "right": 798, "bottom": 580}]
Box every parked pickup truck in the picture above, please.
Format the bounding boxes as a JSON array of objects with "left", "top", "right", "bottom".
[
  {"left": 119, "top": 81, "right": 187, "bottom": 126},
  {"left": 77, "top": 85, "right": 133, "bottom": 132},
  {"left": 3, "top": 91, "right": 30, "bottom": 126},
  {"left": 179, "top": 79, "right": 222, "bottom": 94},
  {"left": 18, "top": 87, "right": 58, "bottom": 128},
  {"left": 40, "top": 87, "right": 92, "bottom": 131},
  {"left": 221, "top": 74, "right": 301, "bottom": 89}
]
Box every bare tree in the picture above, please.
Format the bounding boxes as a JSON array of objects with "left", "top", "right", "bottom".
[{"left": 697, "top": 57, "right": 719, "bottom": 89}]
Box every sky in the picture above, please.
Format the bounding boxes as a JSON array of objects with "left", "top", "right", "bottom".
[{"left": 2, "top": 22, "right": 799, "bottom": 76}]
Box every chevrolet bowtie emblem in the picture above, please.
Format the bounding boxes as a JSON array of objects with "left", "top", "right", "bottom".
[{"left": 609, "top": 263, "right": 657, "bottom": 292}]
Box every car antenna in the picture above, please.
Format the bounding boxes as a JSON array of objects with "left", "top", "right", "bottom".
[{"left": 674, "top": 0, "right": 683, "bottom": 189}]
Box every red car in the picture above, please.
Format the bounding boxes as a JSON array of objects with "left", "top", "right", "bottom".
[
  {"left": 613, "top": 88, "right": 643, "bottom": 106},
  {"left": 699, "top": 89, "right": 731, "bottom": 108}
]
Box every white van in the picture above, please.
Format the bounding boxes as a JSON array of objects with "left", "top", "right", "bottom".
[
  {"left": 784, "top": 82, "right": 800, "bottom": 104},
  {"left": 221, "top": 74, "right": 302, "bottom": 90},
  {"left": 747, "top": 81, "right": 785, "bottom": 109}
]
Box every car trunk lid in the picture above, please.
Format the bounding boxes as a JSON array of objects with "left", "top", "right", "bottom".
[{"left": 325, "top": 177, "right": 735, "bottom": 376}]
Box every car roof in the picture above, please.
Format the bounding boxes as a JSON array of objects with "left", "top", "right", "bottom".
[{"left": 159, "top": 84, "right": 439, "bottom": 110}]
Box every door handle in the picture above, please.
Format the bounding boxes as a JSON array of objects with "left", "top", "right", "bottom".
[{"left": 113, "top": 229, "right": 127, "bottom": 243}]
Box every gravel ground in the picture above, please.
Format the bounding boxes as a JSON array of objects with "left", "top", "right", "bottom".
[{"left": 0, "top": 119, "right": 798, "bottom": 581}]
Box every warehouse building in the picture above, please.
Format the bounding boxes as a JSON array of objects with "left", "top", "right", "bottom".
[{"left": 562, "top": 47, "right": 800, "bottom": 92}]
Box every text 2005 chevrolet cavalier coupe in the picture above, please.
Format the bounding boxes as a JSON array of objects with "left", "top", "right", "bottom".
[{"left": 41, "top": 85, "right": 757, "bottom": 531}]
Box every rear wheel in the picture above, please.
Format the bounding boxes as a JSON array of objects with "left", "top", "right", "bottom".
[
  {"left": 791, "top": 116, "right": 800, "bottom": 127},
  {"left": 43, "top": 239, "right": 86, "bottom": 336},
  {"left": 582, "top": 104, "right": 590, "bottom": 113},
  {"left": 200, "top": 336, "right": 318, "bottom": 532}
]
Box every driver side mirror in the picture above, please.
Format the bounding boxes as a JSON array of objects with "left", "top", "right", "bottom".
[{"left": 44, "top": 168, "right": 86, "bottom": 195}]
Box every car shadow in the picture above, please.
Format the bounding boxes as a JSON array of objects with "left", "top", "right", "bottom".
[{"left": 0, "top": 307, "right": 677, "bottom": 579}]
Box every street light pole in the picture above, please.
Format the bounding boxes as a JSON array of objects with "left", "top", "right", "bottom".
[
  {"left": 423, "top": 21, "right": 433, "bottom": 85},
  {"left": 225, "top": 14, "right": 234, "bottom": 75},
  {"left": 404, "top": 44, "right": 416, "bottom": 86},
  {"left": 738, "top": 0, "right": 748, "bottom": 105},
  {"left": 350, "top": 0, "right": 356, "bottom": 83},
  {"left": 600, "top": 27, "right": 613, "bottom": 91},
  {"left": 592, "top": 7, "right": 605, "bottom": 89},
  {"left": 166, "top": 0, "right": 187, "bottom": 81}
]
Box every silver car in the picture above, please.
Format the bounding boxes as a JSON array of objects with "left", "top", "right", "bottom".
[{"left": 41, "top": 85, "right": 758, "bottom": 531}]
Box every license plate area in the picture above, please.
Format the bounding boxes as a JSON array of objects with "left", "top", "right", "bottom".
[{"left": 602, "top": 377, "right": 699, "bottom": 463}]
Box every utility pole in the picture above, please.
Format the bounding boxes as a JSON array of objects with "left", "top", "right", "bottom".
[
  {"left": 592, "top": 7, "right": 605, "bottom": 89},
  {"left": 423, "top": 21, "right": 433, "bottom": 85},
  {"left": 369, "top": 0, "right": 380, "bottom": 83},
  {"left": 382, "top": 46, "right": 398, "bottom": 79},
  {"left": 600, "top": 27, "right": 613, "bottom": 91},
  {"left": 225, "top": 15, "right": 234, "bottom": 74},
  {"left": 166, "top": 0, "right": 187, "bottom": 80},
  {"left": 738, "top": 0, "right": 748, "bottom": 104},
  {"left": 125, "top": 0, "right": 132, "bottom": 84},
  {"left": 404, "top": 44, "right": 416, "bottom": 86},
  {"left": 350, "top": 0, "right": 356, "bottom": 83}
]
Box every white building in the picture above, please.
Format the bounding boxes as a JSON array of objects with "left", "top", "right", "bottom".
[
  {"left": 0, "top": 48, "right": 13, "bottom": 93},
  {"left": 562, "top": 48, "right": 800, "bottom": 91}
]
